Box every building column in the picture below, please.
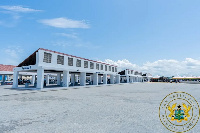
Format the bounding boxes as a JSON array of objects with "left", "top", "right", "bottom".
[
  {"left": 46, "top": 75, "right": 49, "bottom": 85},
  {"left": 93, "top": 73, "right": 98, "bottom": 85},
  {"left": 98, "top": 75, "right": 102, "bottom": 84},
  {"left": 89, "top": 75, "right": 91, "bottom": 82},
  {"left": 63, "top": 70, "right": 69, "bottom": 87},
  {"left": 71, "top": 74, "right": 75, "bottom": 86},
  {"left": 103, "top": 74, "right": 107, "bottom": 84},
  {"left": 37, "top": 67, "right": 44, "bottom": 89},
  {"left": 122, "top": 77, "right": 125, "bottom": 82},
  {"left": 75, "top": 75, "right": 79, "bottom": 82},
  {"left": 110, "top": 74, "right": 114, "bottom": 84},
  {"left": 12, "top": 71, "right": 19, "bottom": 88},
  {"left": 2, "top": 75, "right": 5, "bottom": 82},
  {"left": 80, "top": 72, "right": 86, "bottom": 86},
  {"left": 116, "top": 75, "right": 120, "bottom": 84},
  {"left": 126, "top": 75, "right": 129, "bottom": 83},
  {"left": 31, "top": 75, "right": 35, "bottom": 85},
  {"left": 57, "top": 73, "right": 61, "bottom": 86}
]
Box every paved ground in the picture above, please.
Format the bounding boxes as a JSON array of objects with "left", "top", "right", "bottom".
[{"left": 0, "top": 83, "right": 200, "bottom": 133}]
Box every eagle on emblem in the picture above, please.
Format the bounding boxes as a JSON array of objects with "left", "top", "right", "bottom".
[{"left": 168, "top": 103, "right": 191, "bottom": 122}]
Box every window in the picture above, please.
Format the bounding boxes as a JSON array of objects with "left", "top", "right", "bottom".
[
  {"left": 84, "top": 61, "right": 88, "bottom": 68},
  {"left": 43, "top": 52, "right": 52, "bottom": 63},
  {"left": 76, "top": 59, "right": 81, "bottom": 67},
  {"left": 57, "top": 55, "right": 64, "bottom": 65},
  {"left": 105, "top": 65, "right": 107, "bottom": 71},
  {"left": 128, "top": 71, "right": 130, "bottom": 74},
  {"left": 101, "top": 64, "right": 103, "bottom": 70},
  {"left": 115, "top": 67, "right": 117, "bottom": 72},
  {"left": 96, "top": 64, "right": 99, "bottom": 70},
  {"left": 112, "top": 67, "right": 114, "bottom": 72},
  {"left": 68, "top": 57, "right": 73, "bottom": 66},
  {"left": 109, "top": 66, "right": 111, "bottom": 71},
  {"left": 90, "top": 62, "right": 94, "bottom": 69}
]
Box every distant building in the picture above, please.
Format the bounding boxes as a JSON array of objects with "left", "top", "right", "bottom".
[
  {"left": 0, "top": 64, "right": 15, "bottom": 85},
  {"left": 142, "top": 73, "right": 153, "bottom": 82},
  {"left": 118, "top": 69, "right": 149, "bottom": 83}
]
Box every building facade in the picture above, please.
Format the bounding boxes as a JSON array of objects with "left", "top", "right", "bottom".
[
  {"left": 12, "top": 48, "right": 120, "bottom": 89},
  {"left": 118, "top": 69, "right": 145, "bottom": 83}
]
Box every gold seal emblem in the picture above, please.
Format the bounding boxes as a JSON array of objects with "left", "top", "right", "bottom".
[{"left": 159, "top": 92, "right": 200, "bottom": 132}]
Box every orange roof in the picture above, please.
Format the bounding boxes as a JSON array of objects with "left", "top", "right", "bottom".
[{"left": 0, "top": 64, "right": 16, "bottom": 72}]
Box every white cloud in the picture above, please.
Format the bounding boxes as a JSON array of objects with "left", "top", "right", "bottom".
[
  {"left": 0, "top": 46, "right": 24, "bottom": 65},
  {"left": 56, "top": 33, "right": 78, "bottom": 39},
  {"left": 39, "top": 17, "right": 89, "bottom": 28},
  {"left": 52, "top": 40, "right": 100, "bottom": 49},
  {"left": 0, "top": 5, "right": 42, "bottom": 27},
  {"left": 0, "top": 5, "right": 42, "bottom": 12},
  {"left": 103, "top": 58, "right": 200, "bottom": 77}
]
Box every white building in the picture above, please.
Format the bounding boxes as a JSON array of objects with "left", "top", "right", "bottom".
[
  {"left": 12, "top": 48, "right": 120, "bottom": 89},
  {"left": 142, "top": 73, "right": 153, "bottom": 82},
  {"left": 119, "top": 69, "right": 145, "bottom": 83},
  {"left": 0, "top": 64, "right": 15, "bottom": 85}
]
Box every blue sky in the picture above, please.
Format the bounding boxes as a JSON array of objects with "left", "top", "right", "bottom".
[{"left": 1, "top": 0, "right": 200, "bottom": 76}]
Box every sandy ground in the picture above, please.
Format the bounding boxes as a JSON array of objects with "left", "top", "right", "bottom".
[{"left": 0, "top": 83, "right": 200, "bottom": 133}]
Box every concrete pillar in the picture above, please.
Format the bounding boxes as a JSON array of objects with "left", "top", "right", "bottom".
[
  {"left": 46, "top": 75, "right": 49, "bottom": 85},
  {"left": 80, "top": 72, "right": 86, "bottom": 86},
  {"left": 103, "top": 74, "right": 107, "bottom": 84},
  {"left": 89, "top": 75, "right": 91, "bottom": 82},
  {"left": 122, "top": 77, "right": 125, "bottom": 82},
  {"left": 91, "top": 75, "right": 93, "bottom": 81},
  {"left": 98, "top": 75, "right": 102, "bottom": 84},
  {"left": 37, "top": 67, "right": 44, "bottom": 89},
  {"left": 2, "top": 75, "right": 5, "bottom": 82},
  {"left": 75, "top": 75, "right": 78, "bottom": 82},
  {"left": 71, "top": 74, "right": 75, "bottom": 85},
  {"left": 126, "top": 75, "right": 129, "bottom": 83},
  {"left": 63, "top": 70, "right": 69, "bottom": 87},
  {"left": 116, "top": 75, "right": 120, "bottom": 84},
  {"left": 57, "top": 73, "right": 61, "bottom": 86},
  {"left": 7, "top": 75, "right": 10, "bottom": 80},
  {"left": 110, "top": 75, "right": 114, "bottom": 84},
  {"left": 12, "top": 71, "right": 19, "bottom": 88},
  {"left": 31, "top": 75, "right": 35, "bottom": 85},
  {"left": 130, "top": 77, "right": 132, "bottom": 83},
  {"left": 93, "top": 73, "right": 98, "bottom": 85}
]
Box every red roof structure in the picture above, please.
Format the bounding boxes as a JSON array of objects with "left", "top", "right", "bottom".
[
  {"left": 17, "top": 48, "right": 118, "bottom": 67},
  {"left": 0, "top": 64, "right": 16, "bottom": 72}
]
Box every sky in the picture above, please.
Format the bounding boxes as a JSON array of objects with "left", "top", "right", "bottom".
[{"left": 0, "top": 0, "right": 200, "bottom": 76}]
